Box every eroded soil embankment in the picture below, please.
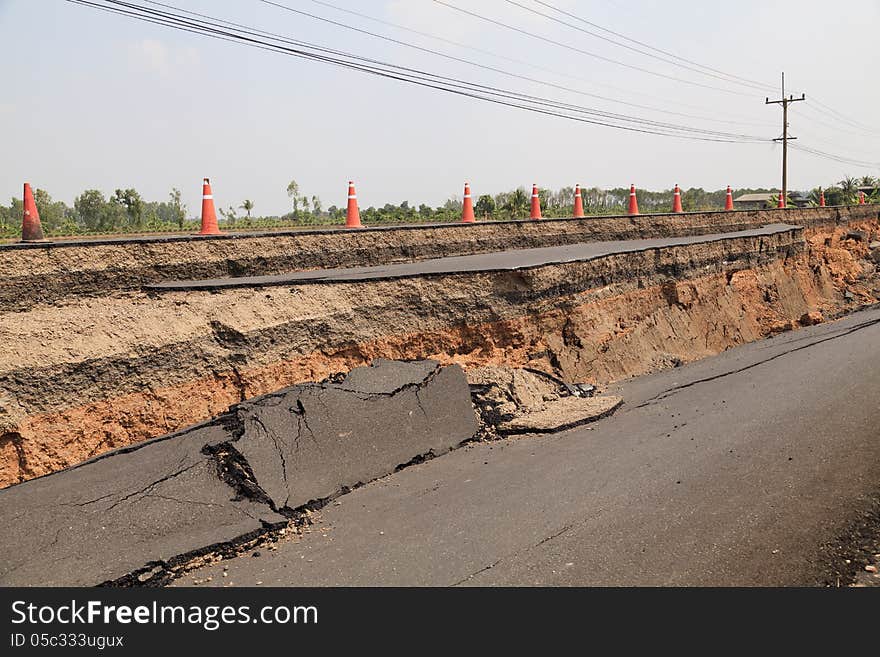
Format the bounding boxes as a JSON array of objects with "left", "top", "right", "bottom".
[
  {"left": 0, "top": 205, "right": 875, "bottom": 311},
  {"left": 1, "top": 220, "right": 878, "bottom": 487}
]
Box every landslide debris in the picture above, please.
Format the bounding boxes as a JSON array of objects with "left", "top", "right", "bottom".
[{"left": 468, "top": 366, "right": 622, "bottom": 438}]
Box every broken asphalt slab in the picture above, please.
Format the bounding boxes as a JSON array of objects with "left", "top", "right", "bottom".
[
  {"left": 231, "top": 360, "right": 476, "bottom": 511},
  {"left": 497, "top": 396, "right": 623, "bottom": 435},
  {"left": 0, "top": 360, "right": 476, "bottom": 586},
  {"left": 0, "top": 421, "right": 284, "bottom": 587}
]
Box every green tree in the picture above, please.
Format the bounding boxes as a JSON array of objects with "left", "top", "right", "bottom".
[
  {"left": 822, "top": 185, "right": 843, "bottom": 206},
  {"left": 537, "top": 188, "right": 551, "bottom": 213},
  {"left": 286, "top": 179, "right": 300, "bottom": 214},
  {"left": 311, "top": 195, "right": 322, "bottom": 215},
  {"left": 32, "top": 189, "right": 69, "bottom": 230},
  {"left": 169, "top": 187, "right": 186, "bottom": 229},
  {"left": 75, "top": 190, "right": 111, "bottom": 230},
  {"left": 681, "top": 187, "right": 710, "bottom": 211},
  {"left": 112, "top": 188, "right": 144, "bottom": 228},
  {"left": 240, "top": 199, "right": 254, "bottom": 219},
  {"left": 504, "top": 187, "right": 529, "bottom": 218},
  {"left": 838, "top": 176, "right": 859, "bottom": 204},
  {"left": 0, "top": 197, "right": 22, "bottom": 233},
  {"left": 475, "top": 194, "right": 495, "bottom": 219},
  {"left": 219, "top": 205, "right": 238, "bottom": 226}
]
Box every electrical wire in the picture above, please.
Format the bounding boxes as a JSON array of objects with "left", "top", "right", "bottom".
[
  {"left": 531, "top": 0, "right": 778, "bottom": 92},
  {"left": 66, "top": 0, "right": 879, "bottom": 169},
  {"left": 531, "top": 1, "right": 879, "bottom": 136},
  {"left": 789, "top": 143, "right": 880, "bottom": 168},
  {"left": 431, "top": 0, "right": 758, "bottom": 97},
  {"left": 67, "top": 0, "right": 771, "bottom": 143},
  {"left": 304, "top": 0, "right": 774, "bottom": 127},
  {"left": 257, "top": 0, "right": 769, "bottom": 134},
  {"left": 504, "top": 0, "right": 772, "bottom": 92}
]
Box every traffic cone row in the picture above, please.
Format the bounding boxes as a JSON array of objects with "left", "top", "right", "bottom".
[{"left": 24, "top": 177, "right": 862, "bottom": 243}]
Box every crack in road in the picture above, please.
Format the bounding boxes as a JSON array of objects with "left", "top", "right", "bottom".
[
  {"left": 249, "top": 414, "right": 291, "bottom": 508},
  {"left": 451, "top": 558, "right": 503, "bottom": 586},
  {"left": 333, "top": 363, "right": 443, "bottom": 398},
  {"left": 450, "top": 522, "right": 577, "bottom": 586},
  {"left": 105, "top": 458, "right": 201, "bottom": 512},
  {"left": 635, "top": 316, "right": 880, "bottom": 408}
]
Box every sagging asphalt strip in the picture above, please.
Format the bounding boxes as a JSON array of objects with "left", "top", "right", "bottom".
[
  {"left": 0, "top": 360, "right": 477, "bottom": 586},
  {"left": 147, "top": 224, "right": 800, "bottom": 290}
]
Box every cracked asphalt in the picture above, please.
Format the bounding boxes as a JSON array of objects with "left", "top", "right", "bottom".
[
  {"left": 0, "top": 360, "right": 476, "bottom": 586},
  {"left": 149, "top": 223, "right": 797, "bottom": 289},
  {"left": 176, "top": 306, "right": 880, "bottom": 586}
]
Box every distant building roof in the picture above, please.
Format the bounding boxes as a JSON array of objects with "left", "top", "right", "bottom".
[{"left": 734, "top": 193, "right": 777, "bottom": 203}]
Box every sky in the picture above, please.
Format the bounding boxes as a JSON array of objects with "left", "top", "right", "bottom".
[{"left": 1, "top": 0, "right": 879, "bottom": 216}]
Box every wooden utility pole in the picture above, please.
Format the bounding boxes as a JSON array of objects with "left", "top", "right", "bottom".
[{"left": 766, "top": 72, "right": 805, "bottom": 206}]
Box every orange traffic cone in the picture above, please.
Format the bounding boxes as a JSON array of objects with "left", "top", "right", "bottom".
[
  {"left": 199, "top": 178, "right": 221, "bottom": 235},
  {"left": 672, "top": 184, "right": 683, "bottom": 213},
  {"left": 346, "top": 181, "right": 362, "bottom": 228},
  {"left": 21, "top": 182, "right": 44, "bottom": 242},
  {"left": 819, "top": 189, "right": 826, "bottom": 207},
  {"left": 530, "top": 184, "right": 542, "bottom": 220},
  {"left": 777, "top": 192, "right": 785, "bottom": 208},
  {"left": 627, "top": 184, "right": 639, "bottom": 215},
  {"left": 461, "top": 182, "right": 475, "bottom": 223},
  {"left": 573, "top": 184, "right": 585, "bottom": 218},
  {"left": 725, "top": 185, "right": 734, "bottom": 211}
]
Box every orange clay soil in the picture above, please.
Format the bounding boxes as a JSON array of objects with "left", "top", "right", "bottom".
[{"left": 1, "top": 220, "right": 878, "bottom": 487}]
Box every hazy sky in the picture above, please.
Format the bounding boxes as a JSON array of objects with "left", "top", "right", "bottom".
[{"left": 2, "top": 0, "right": 879, "bottom": 215}]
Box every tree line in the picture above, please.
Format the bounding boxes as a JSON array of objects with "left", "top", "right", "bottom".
[
  {"left": 1, "top": 175, "right": 877, "bottom": 239},
  {"left": 0, "top": 187, "right": 187, "bottom": 237}
]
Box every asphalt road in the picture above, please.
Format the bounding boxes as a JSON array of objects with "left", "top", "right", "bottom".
[
  {"left": 150, "top": 223, "right": 798, "bottom": 289},
  {"left": 1, "top": 209, "right": 795, "bottom": 252},
  {"left": 0, "top": 360, "right": 475, "bottom": 586},
  {"left": 176, "top": 306, "right": 880, "bottom": 586}
]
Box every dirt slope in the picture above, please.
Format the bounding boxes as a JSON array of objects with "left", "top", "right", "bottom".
[{"left": 0, "top": 217, "right": 877, "bottom": 487}]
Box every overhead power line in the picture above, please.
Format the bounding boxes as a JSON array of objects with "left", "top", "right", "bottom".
[
  {"left": 504, "top": 0, "right": 772, "bottom": 93},
  {"left": 68, "top": 0, "right": 770, "bottom": 143},
  {"left": 789, "top": 144, "right": 880, "bottom": 169},
  {"left": 258, "top": 0, "right": 771, "bottom": 131},
  {"left": 66, "top": 0, "right": 878, "bottom": 170},
  {"left": 799, "top": 101, "right": 880, "bottom": 137},
  {"left": 530, "top": 0, "right": 778, "bottom": 93},
  {"left": 304, "top": 0, "right": 774, "bottom": 128},
  {"left": 431, "top": 0, "right": 757, "bottom": 97},
  {"left": 530, "top": 0, "right": 879, "bottom": 136}
]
